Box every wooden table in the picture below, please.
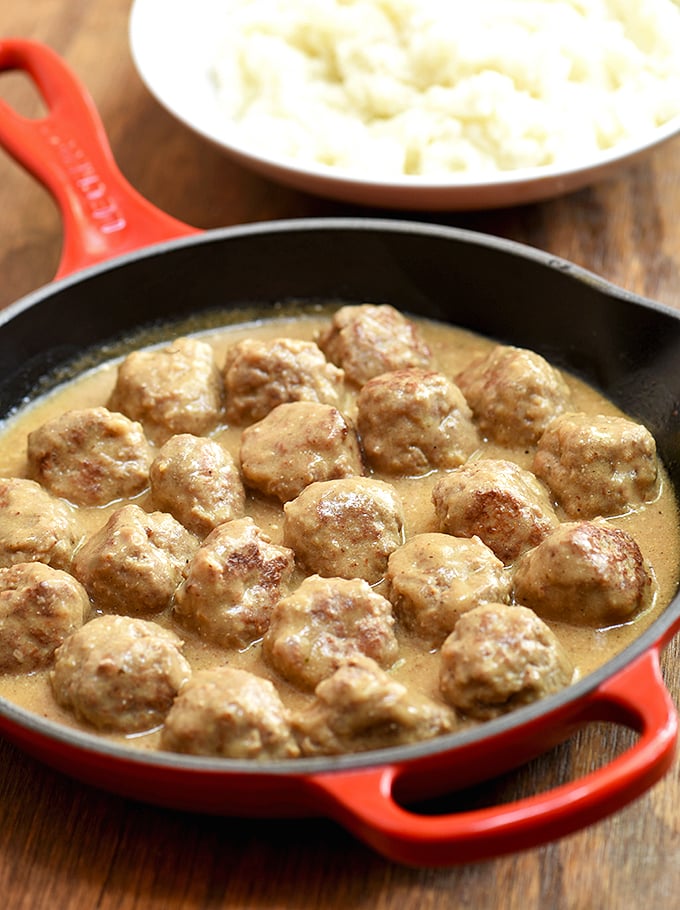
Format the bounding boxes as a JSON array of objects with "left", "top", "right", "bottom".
[{"left": 1, "top": 2, "right": 680, "bottom": 907}]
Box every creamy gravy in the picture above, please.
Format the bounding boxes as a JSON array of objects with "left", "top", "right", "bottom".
[{"left": 0, "top": 310, "right": 678, "bottom": 752}]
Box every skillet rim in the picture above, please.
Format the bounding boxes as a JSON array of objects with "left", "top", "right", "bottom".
[{"left": 0, "top": 215, "right": 678, "bottom": 778}]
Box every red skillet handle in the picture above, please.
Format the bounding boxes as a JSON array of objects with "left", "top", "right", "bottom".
[
  {"left": 309, "top": 648, "right": 677, "bottom": 866},
  {"left": 0, "top": 38, "right": 199, "bottom": 279}
]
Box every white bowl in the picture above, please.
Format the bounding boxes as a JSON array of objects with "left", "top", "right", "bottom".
[{"left": 129, "top": 0, "right": 680, "bottom": 211}]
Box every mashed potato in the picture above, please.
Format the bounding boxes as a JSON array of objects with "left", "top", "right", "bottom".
[{"left": 211, "top": 0, "right": 680, "bottom": 177}]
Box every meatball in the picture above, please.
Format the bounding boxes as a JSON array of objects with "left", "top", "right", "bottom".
[
  {"left": 533, "top": 411, "right": 659, "bottom": 519},
  {"left": 108, "top": 336, "right": 224, "bottom": 443},
  {"left": 0, "top": 477, "right": 81, "bottom": 570},
  {"left": 456, "top": 344, "right": 572, "bottom": 446},
  {"left": 223, "top": 337, "right": 345, "bottom": 425},
  {"left": 386, "top": 533, "right": 511, "bottom": 646},
  {"left": 513, "top": 520, "right": 655, "bottom": 627},
  {"left": 431, "top": 459, "right": 559, "bottom": 564},
  {"left": 150, "top": 434, "right": 245, "bottom": 537},
  {"left": 240, "top": 401, "right": 364, "bottom": 503},
  {"left": 72, "top": 504, "right": 198, "bottom": 615},
  {"left": 161, "top": 667, "right": 300, "bottom": 760},
  {"left": 317, "top": 304, "right": 432, "bottom": 386},
  {"left": 439, "top": 604, "right": 575, "bottom": 720},
  {"left": 173, "top": 517, "right": 295, "bottom": 649},
  {"left": 294, "top": 656, "right": 455, "bottom": 756},
  {"left": 27, "top": 406, "right": 153, "bottom": 507},
  {"left": 283, "top": 477, "right": 405, "bottom": 583},
  {"left": 263, "top": 575, "right": 399, "bottom": 690},
  {"left": 356, "top": 369, "right": 479, "bottom": 475},
  {"left": 50, "top": 615, "right": 191, "bottom": 732},
  {"left": 0, "top": 562, "right": 88, "bottom": 672}
]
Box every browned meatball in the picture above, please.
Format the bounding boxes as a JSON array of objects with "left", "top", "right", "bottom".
[
  {"left": 72, "top": 504, "right": 198, "bottom": 615},
  {"left": 431, "top": 459, "right": 559, "bottom": 564},
  {"left": 513, "top": 520, "right": 655, "bottom": 627},
  {"left": 439, "top": 604, "right": 575, "bottom": 720},
  {"left": 263, "top": 575, "right": 399, "bottom": 690},
  {"left": 356, "top": 369, "right": 479, "bottom": 474},
  {"left": 386, "top": 533, "right": 511, "bottom": 646},
  {"left": 456, "top": 344, "right": 572, "bottom": 446},
  {"left": 533, "top": 412, "right": 659, "bottom": 519},
  {"left": 0, "top": 477, "right": 82, "bottom": 570},
  {"left": 161, "top": 667, "right": 300, "bottom": 759},
  {"left": 108, "top": 337, "right": 224, "bottom": 443},
  {"left": 294, "top": 656, "right": 455, "bottom": 756},
  {"left": 50, "top": 615, "right": 191, "bottom": 732},
  {"left": 0, "top": 562, "right": 88, "bottom": 672},
  {"left": 240, "top": 401, "right": 364, "bottom": 503},
  {"left": 27, "top": 406, "right": 153, "bottom": 506},
  {"left": 223, "top": 337, "right": 345, "bottom": 424},
  {"left": 317, "top": 304, "right": 432, "bottom": 386},
  {"left": 173, "top": 517, "right": 295, "bottom": 648},
  {"left": 283, "top": 477, "right": 404, "bottom": 583},
  {"left": 150, "top": 434, "right": 245, "bottom": 537}
]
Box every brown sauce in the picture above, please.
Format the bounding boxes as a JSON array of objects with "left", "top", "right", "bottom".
[{"left": 0, "top": 310, "right": 678, "bottom": 753}]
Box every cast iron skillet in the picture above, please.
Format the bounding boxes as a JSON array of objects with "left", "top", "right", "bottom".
[{"left": 0, "top": 39, "right": 679, "bottom": 867}]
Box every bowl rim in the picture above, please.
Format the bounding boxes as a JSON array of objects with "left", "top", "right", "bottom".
[{"left": 128, "top": 0, "right": 680, "bottom": 206}]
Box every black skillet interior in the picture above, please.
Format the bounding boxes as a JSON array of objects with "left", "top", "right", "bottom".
[{"left": 0, "top": 217, "right": 680, "bottom": 784}]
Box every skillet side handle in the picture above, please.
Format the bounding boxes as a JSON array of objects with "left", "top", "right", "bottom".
[
  {"left": 308, "top": 648, "right": 677, "bottom": 867},
  {"left": 0, "top": 38, "right": 199, "bottom": 279}
]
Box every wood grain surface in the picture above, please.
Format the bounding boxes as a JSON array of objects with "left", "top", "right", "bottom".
[{"left": 1, "top": 2, "right": 680, "bottom": 907}]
